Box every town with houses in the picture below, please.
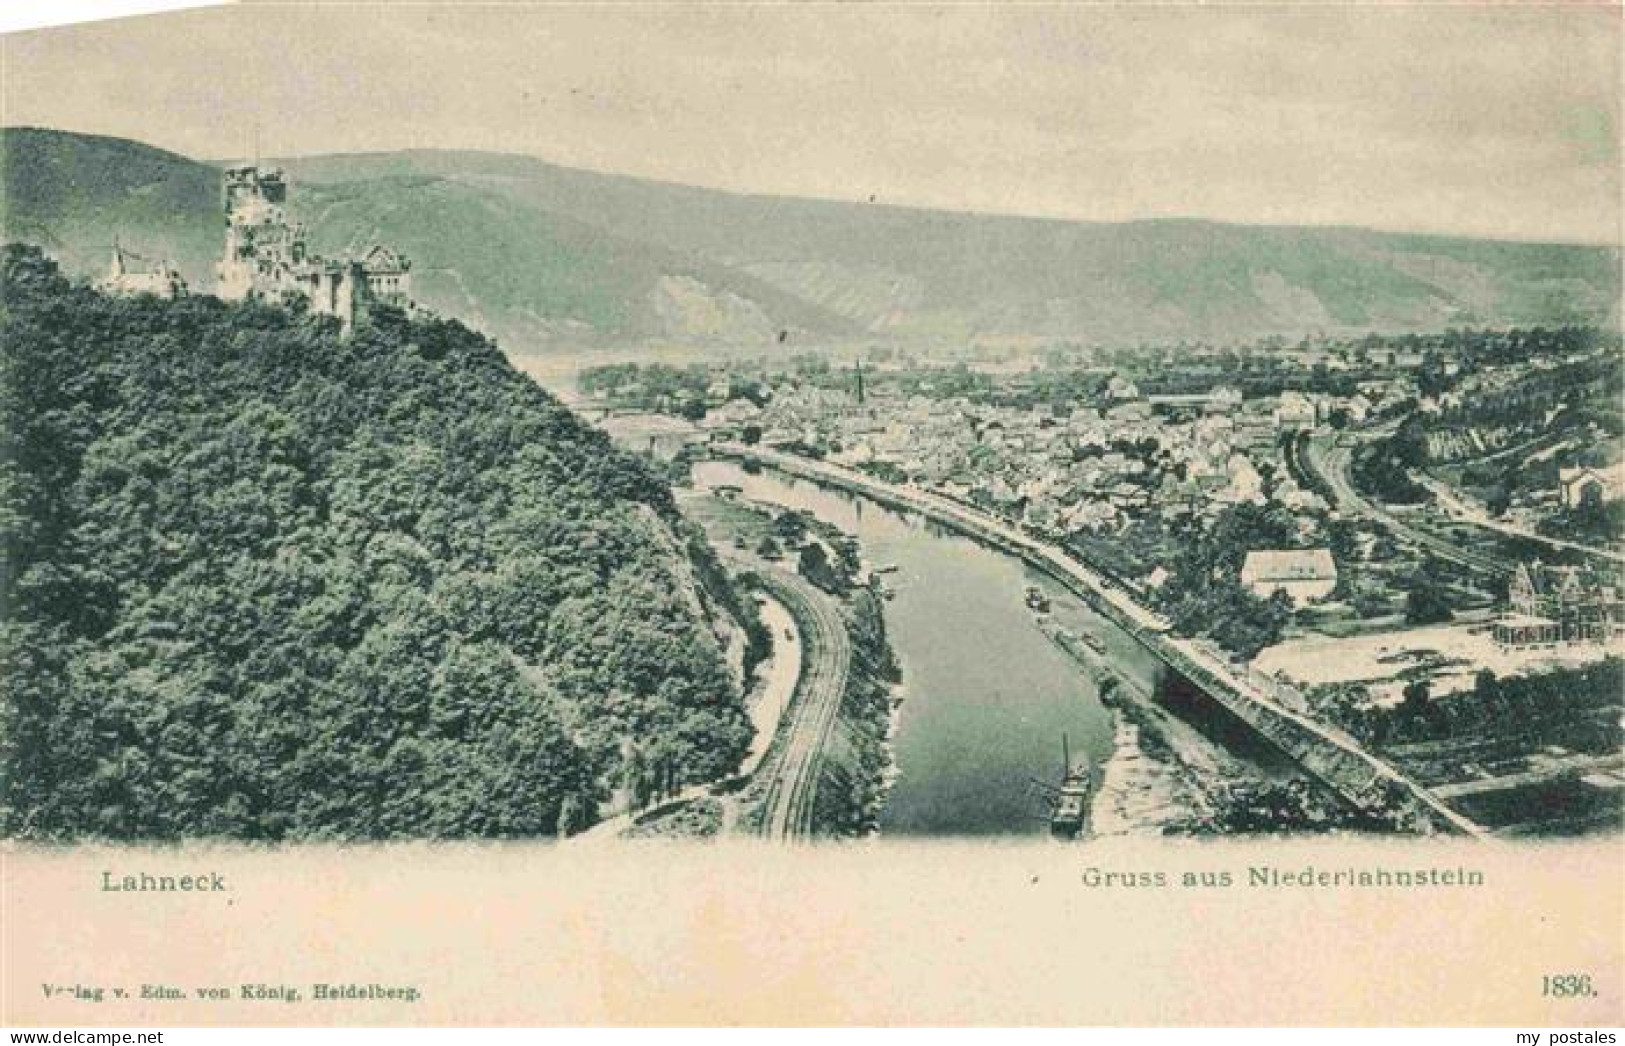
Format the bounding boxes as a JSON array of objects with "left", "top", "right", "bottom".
[
  {"left": 588, "top": 325, "right": 1624, "bottom": 836},
  {"left": 77, "top": 159, "right": 1625, "bottom": 839}
]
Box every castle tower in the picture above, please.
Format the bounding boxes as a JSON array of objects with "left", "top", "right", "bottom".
[{"left": 216, "top": 165, "right": 298, "bottom": 301}]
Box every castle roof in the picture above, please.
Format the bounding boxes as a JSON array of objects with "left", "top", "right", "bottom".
[
  {"left": 1559, "top": 464, "right": 1623, "bottom": 491},
  {"left": 360, "top": 245, "right": 410, "bottom": 273}
]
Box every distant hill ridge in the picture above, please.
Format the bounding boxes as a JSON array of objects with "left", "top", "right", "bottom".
[{"left": 3, "top": 126, "right": 1619, "bottom": 351}]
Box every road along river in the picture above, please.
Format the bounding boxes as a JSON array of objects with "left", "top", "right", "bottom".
[{"left": 693, "top": 459, "right": 1171, "bottom": 837}]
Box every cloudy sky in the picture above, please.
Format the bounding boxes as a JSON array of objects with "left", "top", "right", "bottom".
[{"left": 3, "top": 2, "right": 1620, "bottom": 244}]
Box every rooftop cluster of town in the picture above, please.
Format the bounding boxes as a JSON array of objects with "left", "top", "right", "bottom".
[{"left": 591, "top": 327, "right": 1623, "bottom": 833}]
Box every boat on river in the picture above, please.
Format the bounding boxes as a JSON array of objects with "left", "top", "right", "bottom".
[
  {"left": 1032, "top": 613, "right": 1108, "bottom": 661},
  {"left": 1032, "top": 734, "right": 1094, "bottom": 841}
]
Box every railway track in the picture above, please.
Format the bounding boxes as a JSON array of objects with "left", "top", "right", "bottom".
[
  {"left": 1302, "top": 436, "right": 1512, "bottom": 578},
  {"left": 752, "top": 570, "right": 852, "bottom": 840}
]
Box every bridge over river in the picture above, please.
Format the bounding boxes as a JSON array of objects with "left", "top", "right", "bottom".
[{"left": 710, "top": 443, "right": 1489, "bottom": 839}]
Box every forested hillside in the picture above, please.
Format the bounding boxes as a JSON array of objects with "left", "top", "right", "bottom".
[{"left": 0, "top": 246, "right": 754, "bottom": 840}]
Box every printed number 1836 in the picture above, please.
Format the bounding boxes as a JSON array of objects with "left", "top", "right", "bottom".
[{"left": 1543, "top": 974, "right": 1598, "bottom": 998}]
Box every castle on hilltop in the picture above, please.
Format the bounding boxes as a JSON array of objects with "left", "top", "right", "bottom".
[{"left": 215, "top": 165, "right": 411, "bottom": 333}]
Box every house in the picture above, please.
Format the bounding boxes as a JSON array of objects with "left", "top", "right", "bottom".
[
  {"left": 760, "top": 426, "right": 804, "bottom": 448},
  {"left": 1207, "top": 385, "right": 1244, "bottom": 413},
  {"left": 102, "top": 243, "right": 186, "bottom": 299},
  {"left": 1106, "top": 375, "right": 1141, "bottom": 401},
  {"left": 1559, "top": 466, "right": 1622, "bottom": 510},
  {"left": 1274, "top": 479, "right": 1327, "bottom": 513},
  {"left": 1274, "top": 392, "right": 1318, "bottom": 430},
  {"left": 1105, "top": 401, "right": 1153, "bottom": 423},
  {"left": 1217, "top": 453, "right": 1265, "bottom": 505},
  {"left": 1060, "top": 499, "right": 1118, "bottom": 532},
  {"left": 1494, "top": 562, "right": 1624, "bottom": 647},
  {"left": 1240, "top": 549, "right": 1337, "bottom": 605},
  {"left": 356, "top": 245, "right": 412, "bottom": 307},
  {"left": 830, "top": 442, "right": 876, "bottom": 466},
  {"left": 698, "top": 398, "right": 763, "bottom": 431}
]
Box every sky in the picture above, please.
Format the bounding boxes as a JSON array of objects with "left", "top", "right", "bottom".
[{"left": 2, "top": 2, "right": 1620, "bottom": 245}]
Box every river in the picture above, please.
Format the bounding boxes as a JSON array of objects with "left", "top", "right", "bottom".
[{"left": 692, "top": 459, "right": 1169, "bottom": 836}]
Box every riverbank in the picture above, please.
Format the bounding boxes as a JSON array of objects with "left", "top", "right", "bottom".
[
  {"left": 1033, "top": 608, "right": 1386, "bottom": 836},
  {"left": 600, "top": 486, "right": 902, "bottom": 840},
  {"left": 1030, "top": 616, "right": 1212, "bottom": 836},
  {"left": 810, "top": 586, "right": 903, "bottom": 836},
  {"left": 1090, "top": 712, "right": 1206, "bottom": 837}
]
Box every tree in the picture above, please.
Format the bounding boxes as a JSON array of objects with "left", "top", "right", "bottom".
[
  {"left": 772, "top": 510, "right": 810, "bottom": 546},
  {"left": 1417, "top": 351, "right": 1452, "bottom": 400},
  {"left": 1403, "top": 572, "right": 1455, "bottom": 625},
  {"left": 1400, "top": 680, "right": 1431, "bottom": 715},
  {"left": 797, "top": 542, "right": 843, "bottom": 594},
  {"left": 1206, "top": 586, "right": 1293, "bottom": 661},
  {"left": 1352, "top": 446, "right": 1429, "bottom": 505},
  {"left": 1350, "top": 586, "right": 1391, "bottom": 619},
  {"left": 1326, "top": 520, "right": 1361, "bottom": 566}
]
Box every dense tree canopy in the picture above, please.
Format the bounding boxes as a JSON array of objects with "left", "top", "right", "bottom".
[
  {"left": 1402, "top": 568, "right": 1456, "bottom": 626},
  {"left": 0, "top": 246, "right": 753, "bottom": 840},
  {"left": 1155, "top": 504, "right": 1299, "bottom": 661}
]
